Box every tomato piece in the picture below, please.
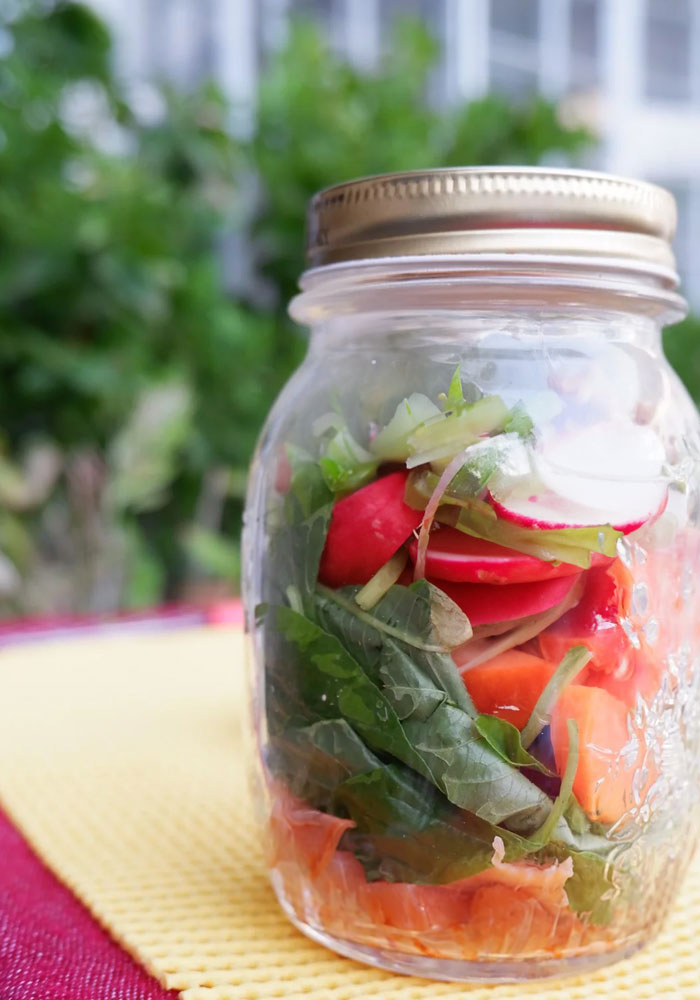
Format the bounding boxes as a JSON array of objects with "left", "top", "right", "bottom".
[{"left": 539, "top": 561, "right": 634, "bottom": 677}]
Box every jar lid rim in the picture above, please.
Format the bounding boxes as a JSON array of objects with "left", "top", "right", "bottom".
[{"left": 306, "top": 167, "right": 678, "bottom": 278}]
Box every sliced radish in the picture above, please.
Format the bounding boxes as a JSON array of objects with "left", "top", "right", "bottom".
[
  {"left": 319, "top": 470, "right": 421, "bottom": 588},
  {"left": 492, "top": 421, "right": 668, "bottom": 532},
  {"left": 489, "top": 489, "right": 667, "bottom": 534},
  {"left": 408, "top": 526, "right": 581, "bottom": 585},
  {"left": 436, "top": 573, "right": 582, "bottom": 627}
]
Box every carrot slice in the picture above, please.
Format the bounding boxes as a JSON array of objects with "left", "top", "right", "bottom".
[
  {"left": 550, "top": 685, "right": 634, "bottom": 823},
  {"left": 459, "top": 649, "right": 557, "bottom": 730}
]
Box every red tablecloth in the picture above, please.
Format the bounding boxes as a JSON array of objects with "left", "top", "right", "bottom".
[
  {"left": 0, "top": 606, "right": 246, "bottom": 1000},
  {"left": 0, "top": 807, "right": 177, "bottom": 1000}
]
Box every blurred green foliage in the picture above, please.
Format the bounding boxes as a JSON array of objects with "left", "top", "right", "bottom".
[{"left": 2, "top": 1, "right": 691, "bottom": 616}]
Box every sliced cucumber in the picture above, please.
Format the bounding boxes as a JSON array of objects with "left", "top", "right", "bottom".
[
  {"left": 406, "top": 395, "right": 510, "bottom": 469},
  {"left": 369, "top": 393, "right": 441, "bottom": 462}
]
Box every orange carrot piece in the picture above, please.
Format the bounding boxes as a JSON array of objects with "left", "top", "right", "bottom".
[
  {"left": 550, "top": 685, "right": 633, "bottom": 823},
  {"left": 460, "top": 649, "right": 557, "bottom": 730}
]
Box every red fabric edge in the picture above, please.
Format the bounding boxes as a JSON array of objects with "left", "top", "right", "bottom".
[{"left": 0, "top": 806, "right": 178, "bottom": 1000}]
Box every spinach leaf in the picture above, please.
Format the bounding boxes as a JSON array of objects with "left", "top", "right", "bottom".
[
  {"left": 273, "top": 445, "right": 334, "bottom": 611},
  {"left": 401, "top": 705, "right": 552, "bottom": 836},
  {"left": 335, "top": 764, "right": 529, "bottom": 884},
  {"left": 475, "top": 714, "right": 555, "bottom": 775},
  {"left": 521, "top": 646, "right": 592, "bottom": 748},
  {"left": 378, "top": 644, "right": 448, "bottom": 721},
  {"left": 271, "top": 604, "right": 429, "bottom": 778},
  {"left": 312, "top": 583, "right": 553, "bottom": 836},
  {"left": 269, "top": 719, "right": 382, "bottom": 808},
  {"left": 315, "top": 581, "right": 475, "bottom": 716}
]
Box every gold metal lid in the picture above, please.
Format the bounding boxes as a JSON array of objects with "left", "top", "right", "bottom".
[{"left": 306, "top": 167, "right": 678, "bottom": 279}]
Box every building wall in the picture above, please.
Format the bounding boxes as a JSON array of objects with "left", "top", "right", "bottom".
[{"left": 90, "top": 0, "right": 700, "bottom": 307}]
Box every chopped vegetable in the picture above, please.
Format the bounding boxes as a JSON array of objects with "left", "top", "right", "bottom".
[
  {"left": 550, "top": 685, "right": 640, "bottom": 824},
  {"left": 319, "top": 470, "right": 421, "bottom": 587},
  {"left": 436, "top": 573, "right": 582, "bottom": 627},
  {"left": 442, "top": 504, "right": 621, "bottom": 567},
  {"left": 355, "top": 549, "right": 409, "bottom": 610},
  {"left": 406, "top": 395, "right": 510, "bottom": 468},
  {"left": 408, "top": 525, "right": 582, "bottom": 584},
  {"left": 319, "top": 423, "right": 377, "bottom": 493},
  {"left": 539, "top": 561, "right": 634, "bottom": 675},
  {"left": 462, "top": 650, "right": 558, "bottom": 730},
  {"left": 369, "top": 393, "right": 441, "bottom": 461},
  {"left": 521, "top": 646, "right": 592, "bottom": 749},
  {"left": 260, "top": 368, "right": 668, "bottom": 961}
]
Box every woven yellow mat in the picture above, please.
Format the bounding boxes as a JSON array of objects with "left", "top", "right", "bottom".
[{"left": 0, "top": 627, "right": 699, "bottom": 1000}]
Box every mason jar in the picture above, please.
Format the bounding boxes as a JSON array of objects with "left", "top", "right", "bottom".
[{"left": 242, "top": 168, "right": 700, "bottom": 981}]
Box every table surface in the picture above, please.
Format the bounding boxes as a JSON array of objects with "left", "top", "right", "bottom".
[{"left": 0, "top": 625, "right": 698, "bottom": 1000}]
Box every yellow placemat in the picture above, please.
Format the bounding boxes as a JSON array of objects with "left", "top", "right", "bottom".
[{"left": 0, "top": 627, "right": 698, "bottom": 1000}]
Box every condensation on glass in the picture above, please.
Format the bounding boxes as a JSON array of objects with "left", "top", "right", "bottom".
[{"left": 242, "top": 167, "right": 700, "bottom": 982}]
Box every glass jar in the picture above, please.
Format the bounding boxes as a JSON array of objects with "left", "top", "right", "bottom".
[{"left": 242, "top": 168, "right": 700, "bottom": 981}]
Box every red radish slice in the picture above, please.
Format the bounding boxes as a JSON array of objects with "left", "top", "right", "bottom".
[
  {"left": 319, "top": 470, "right": 421, "bottom": 588},
  {"left": 491, "top": 421, "right": 668, "bottom": 532},
  {"left": 412, "top": 446, "right": 475, "bottom": 581},
  {"left": 489, "top": 489, "right": 667, "bottom": 534},
  {"left": 436, "top": 573, "right": 582, "bottom": 627},
  {"left": 274, "top": 447, "right": 292, "bottom": 494},
  {"left": 408, "top": 527, "right": 582, "bottom": 585}
]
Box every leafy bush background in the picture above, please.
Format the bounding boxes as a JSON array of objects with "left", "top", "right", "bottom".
[{"left": 0, "top": 1, "right": 696, "bottom": 615}]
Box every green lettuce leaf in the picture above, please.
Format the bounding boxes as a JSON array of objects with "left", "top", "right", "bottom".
[
  {"left": 271, "top": 603, "right": 430, "bottom": 777},
  {"left": 335, "top": 764, "right": 529, "bottom": 884},
  {"left": 475, "top": 714, "right": 555, "bottom": 775}
]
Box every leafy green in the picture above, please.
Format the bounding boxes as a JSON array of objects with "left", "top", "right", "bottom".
[
  {"left": 315, "top": 580, "right": 475, "bottom": 714},
  {"left": 271, "top": 603, "right": 429, "bottom": 777},
  {"left": 275, "top": 446, "right": 334, "bottom": 609},
  {"left": 442, "top": 504, "right": 622, "bottom": 568},
  {"left": 316, "top": 583, "right": 461, "bottom": 654},
  {"left": 401, "top": 705, "right": 552, "bottom": 835},
  {"left": 270, "top": 719, "right": 382, "bottom": 808},
  {"left": 546, "top": 839, "right": 617, "bottom": 924},
  {"left": 318, "top": 424, "right": 377, "bottom": 493},
  {"left": 278, "top": 585, "right": 555, "bottom": 836},
  {"left": 504, "top": 402, "right": 535, "bottom": 439},
  {"left": 475, "top": 714, "right": 555, "bottom": 775},
  {"left": 521, "top": 646, "right": 592, "bottom": 748},
  {"left": 335, "top": 764, "right": 529, "bottom": 884}
]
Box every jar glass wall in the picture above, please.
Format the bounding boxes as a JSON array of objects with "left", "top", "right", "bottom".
[{"left": 242, "top": 171, "right": 700, "bottom": 982}]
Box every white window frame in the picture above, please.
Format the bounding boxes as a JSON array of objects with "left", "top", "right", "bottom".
[
  {"left": 643, "top": 0, "right": 694, "bottom": 104},
  {"left": 445, "top": 0, "right": 489, "bottom": 99}
]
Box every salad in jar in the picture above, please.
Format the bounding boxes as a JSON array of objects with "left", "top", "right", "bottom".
[{"left": 256, "top": 363, "right": 689, "bottom": 967}]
